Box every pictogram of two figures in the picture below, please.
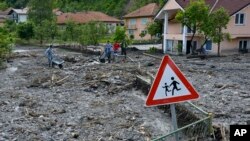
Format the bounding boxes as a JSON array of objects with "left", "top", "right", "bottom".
[{"left": 162, "top": 77, "right": 181, "bottom": 96}]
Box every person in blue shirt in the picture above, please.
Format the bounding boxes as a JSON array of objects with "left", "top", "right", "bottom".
[
  {"left": 45, "top": 45, "right": 54, "bottom": 67},
  {"left": 105, "top": 41, "right": 112, "bottom": 63}
]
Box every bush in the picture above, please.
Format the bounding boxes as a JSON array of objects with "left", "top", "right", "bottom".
[
  {"left": 132, "top": 39, "right": 161, "bottom": 45},
  {"left": 0, "top": 28, "right": 14, "bottom": 64},
  {"left": 147, "top": 47, "right": 158, "bottom": 54}
]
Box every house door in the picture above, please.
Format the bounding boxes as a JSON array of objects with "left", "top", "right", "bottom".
[
  {"left": 186, "top": 41, "right": 197, "bottom": 54},
  {"left": 186, "top": 41, "right": 191, "bottom": 54}
]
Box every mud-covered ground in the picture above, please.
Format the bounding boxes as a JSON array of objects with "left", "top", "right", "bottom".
[
  {"left": 0, "top": 47, "right": 174, "bottom": 141},
  {"left": 0, "top": 46, "right": 249, "bottom": 140}
]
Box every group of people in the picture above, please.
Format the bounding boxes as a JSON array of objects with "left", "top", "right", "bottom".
[
  {"left": 104, "top": 40, "right": 128, "bottom": 63},
  {"left": 45, "top": 40, "right": 128, "bottom": 68}
]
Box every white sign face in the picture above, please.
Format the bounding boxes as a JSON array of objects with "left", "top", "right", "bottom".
[{"left": 153, "top": 65, "right": 190, "bottom": 100}]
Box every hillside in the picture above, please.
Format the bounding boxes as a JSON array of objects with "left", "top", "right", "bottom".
[{"left": 0, "top": 0, "right": 165, "bottom": 18}]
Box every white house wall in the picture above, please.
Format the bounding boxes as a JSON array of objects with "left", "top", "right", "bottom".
[{"left": 19, "top": 15, "right": 27, "bottom": 23}]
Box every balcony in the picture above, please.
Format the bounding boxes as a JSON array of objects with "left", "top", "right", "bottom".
[{"left": 126, "top": 25, "right": 137, "bottom": 30}]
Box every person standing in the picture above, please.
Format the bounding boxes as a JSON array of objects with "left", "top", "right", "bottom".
[
  {"left": 121, "top": 39, "right": 127, "bottom": 58},
  {"left": 45, "top": 45, "right": 54, "bottom": 67},
  {"left": 105, "top": 41, "right": 112, "bottom": 63},
  {"left": 113, "top": 41, "right": 120, "bottom": 54}
]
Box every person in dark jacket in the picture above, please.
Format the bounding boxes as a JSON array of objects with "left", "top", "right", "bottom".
[{"left": 121, "top": 39, "right": 127, "bottom": 59}]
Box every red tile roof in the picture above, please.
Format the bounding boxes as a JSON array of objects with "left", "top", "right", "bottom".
[
  {"left": 123, "top": 3, "right": 160, "bottom": 18},
  {"left": 57, "top": 11, "right": 121, "bottom": 24},
  {"left": 176, "top": 0, "right": 250, "bottom": 16}
]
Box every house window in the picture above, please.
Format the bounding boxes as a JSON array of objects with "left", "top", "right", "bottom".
[
  {"left": 235, "top": 13, "right": 245, "bottom": 25},
  {"left": 239, "top": 40, "right": 248, "bottom": 51},
  {"left": 206, "top": 40, "right": 212, "bottom": 50},
  {"left": 130, "top": 19, "right": 136, "bottom": 25},
  {"left": 166, "top": 40, "right": 173, "bottom": 51},
  {"left": 141, "top": 18, "right": 148, "bottom": 25}
]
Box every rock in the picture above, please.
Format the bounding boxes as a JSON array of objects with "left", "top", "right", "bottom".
[
  {"left": 214, "top": 83, "right": 224, "bottom": 88},
  {"left": 244, "top": 108, "right": 250, "bottom": 114},
  {"left": 147, "top": 62, "right": 154, "bottom": 66},
  {"left": 210, "top": 65, "right": 216, "bottom": 68},
  {"left": 63, "top": 56, "right": 77, "bottom": 63},
  {"left": 71, "top": 132, "right": 79, "bottom": 138}
]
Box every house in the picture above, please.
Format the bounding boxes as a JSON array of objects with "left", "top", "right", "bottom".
[
  {"left": 56, "top": 11, "right": 121, "bottom": 33},
  {"left": 123, "top": 3, "right": 160, "bottom": 40},
  {"left": 155, "top": 0, "right": 250, "bottom": 54},
  {"left": 7, "top": 8, "right": 28, "bottom": 23}
]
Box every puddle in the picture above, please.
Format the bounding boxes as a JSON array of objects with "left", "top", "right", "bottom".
[
  {"left": 6, "top": 67, "right": 18, "bottom": 72},
  {"left": 13, "top": 49, "right": 29, "bottom": 53},
  {"left": 14, "top": 49, "right": 43, "bottom": 53}
]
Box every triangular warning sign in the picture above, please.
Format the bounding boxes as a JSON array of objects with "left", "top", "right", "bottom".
[{"left": 146, "top": 55, "right": 199, "bottom": 106}]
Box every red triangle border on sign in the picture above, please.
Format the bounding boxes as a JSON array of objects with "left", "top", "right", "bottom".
[{"left": 146, "top": 55, "right": 199, "bottom": 107}]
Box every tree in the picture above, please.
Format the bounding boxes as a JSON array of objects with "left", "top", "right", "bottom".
[
  {"left": 112, "top": 26, "right": 126, "bottom": 42},
  {"left": 147, "top": 21, "right": 162, "bottom": 39},
  {"left": 43, "top": 20, "right": 58, "bottom": 42},
  {"left": 0, "top": 27, "right": 14, "bottom": 64},
  {"left": 28, "top": 0, "right": 54, "bottom": 25},
  {"left": 17, "top": 22, "right": 34, "bottom": 41},
  {"left": 5, "top": 0, "right": 29, "bottom": 8},
  {"left": 209, "top": 8, "right": 230, "bottom": 56},
  {"left": 176, "top": 0, "right": 209, "bottom": 54},
  {"left": 3, "top": 20, "right": 17, "bottom": 33},
  {"left": 65, "top": 21, "right": 77, "bottom": 42},
  {"left": 79, "top": 22, "right": 107, "bottom": 46},
  {"left": 0, "top": 1, "right": 8, "bottom": 10}
]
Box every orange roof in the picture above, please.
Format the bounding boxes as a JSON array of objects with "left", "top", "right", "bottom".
[
  {"left": 123, "top": 3, "right": 160, "bottom": 18},
  {"left": 57, "top": 11, "right": 121, "bottom": 24}
]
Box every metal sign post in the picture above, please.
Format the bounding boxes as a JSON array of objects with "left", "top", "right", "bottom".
[{"left": 170, "top": 104, "right": 179, "bottom": 141}]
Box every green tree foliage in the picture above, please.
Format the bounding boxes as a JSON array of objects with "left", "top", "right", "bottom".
[
  {"left": 28, "top": 0, "right": 54, "bottom": 25},
  {"left": 54, "top": 0, "right": 163, "bottom": 17},
  {"left": 139, "top": 31, "right": 146, "bottom": 40},
  {"left": 79, "top": 22, "right": 108, "bottom": 45},
  {"left": 147, "top": 21, "right": 162, "bottom": 38},
  {"left": 3, "top": 20, "right": 17, "bottom": 33},
  {"left": 112, "top": 26, "right": 126, "bottom": 42},
  {"left": 0, "top": 1, "right": 8, "bottom": 10},
  {"left": 209, "top": 8, "right": 230, "bottom": 56},
  {"left": 43, "top": 20, "right": 58, "bottom": 41},
  {"left": 176, "top": 0, "right": 209, "bottom": 54},
  {"left": 2, "top": 0, "right": 164, "bottom": 17},
  {"left": 17, "top": 22, "right": 34, "bottom": 41},
  {"left": 176, "top": 0, "right": 230, "bottom": 56},
  {"left": 64, "top": 21, "right": 78, "bottom": 42},
  {"left": 3, "top": 0, "right": 29, "bottom": 8},
  {"left": 0, "top": 27, "right": 14, "bottom": 63}
]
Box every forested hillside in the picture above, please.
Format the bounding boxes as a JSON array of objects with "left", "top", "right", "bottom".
[{"left": 0, "top": 0, "right": 165, "bottom": 18}]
